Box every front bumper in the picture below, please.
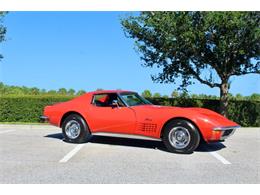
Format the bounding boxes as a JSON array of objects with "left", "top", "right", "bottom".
[
  {"left": 213, "top": 126, "right": 240, "bottom": 140},
  {"left": 39, "top": 116, "right": 49, "bottom": 123}
]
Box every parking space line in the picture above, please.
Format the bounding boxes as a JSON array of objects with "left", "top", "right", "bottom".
[
  {"left": 209, "top": 151, "right": 231, "bottom": 165},
  {"left": 0, "top": 130, "right": 15, "bottom": 134},
  {"left": 59, "top": 144, "right": 85, "bottom": 163}
]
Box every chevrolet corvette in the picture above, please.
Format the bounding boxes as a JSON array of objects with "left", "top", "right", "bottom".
[{"left": 41, "top": 90, "right": 240, "bottom": 153}]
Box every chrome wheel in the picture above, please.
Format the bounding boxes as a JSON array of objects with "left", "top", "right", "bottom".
[
  {"left": 65, "top": 120, "right": 81, "bottom": 139},
  {"left": 168, "top": 126, "right": 191, "bottom": 149}
]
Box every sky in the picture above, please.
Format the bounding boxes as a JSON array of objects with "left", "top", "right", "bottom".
[{"left": 0, "top": 11, "right": 259, "bottom": 96}]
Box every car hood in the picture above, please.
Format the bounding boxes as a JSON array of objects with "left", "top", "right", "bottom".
[
  {"left": 132, "top": 105, "right": 238, "bottom": 127},
  {"left": 184, "top": 107, "right": 237, "bottom": 126}
]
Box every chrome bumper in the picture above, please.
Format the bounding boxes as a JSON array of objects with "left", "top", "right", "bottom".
[
  {"left": 39, "top": 116, "right": 49, "bottom": 122},
  {"left": 213, "top": 126, "right": 240, "bottom": 140}
]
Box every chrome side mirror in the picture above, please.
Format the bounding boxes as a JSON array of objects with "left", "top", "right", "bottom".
[{"left": 111, "top": 100, "right": 119, "bottom": 108}]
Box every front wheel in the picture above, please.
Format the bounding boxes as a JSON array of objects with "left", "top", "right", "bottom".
[
  {"left": 62, "top": 114, "right": 91, "bottom": 143},
  {"left": 162, "top": 119, "right": 200, "bottom": 154}
]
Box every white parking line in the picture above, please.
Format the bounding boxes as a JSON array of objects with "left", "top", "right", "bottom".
[
  {"left": 0, "top": 130, "right": 15, "bottom": 134},
  {"left": 209, "top": 151, "right": 231, "bottom": 165},
  {"left": 59, "top": 144, "right": 85, "bottom": 163}
]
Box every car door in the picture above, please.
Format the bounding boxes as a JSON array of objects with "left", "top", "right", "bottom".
[{"left": 88, "top": 93, "right": 136, "bottom": 134}]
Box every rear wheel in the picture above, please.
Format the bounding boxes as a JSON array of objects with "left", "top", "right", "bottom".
[
  {"left": 62, "top": 114, "right": 91, "bottom": 143},
  {"left": 162, "top": 119, "right": 200, "bottom": 154}
]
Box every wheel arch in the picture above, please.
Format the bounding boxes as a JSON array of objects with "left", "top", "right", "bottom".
[
  {"left": 160, "top": 117, "right": 205, "bottom": 142},
  {"left": 60, "top": 111, "right": 89, "bottom": 129}
]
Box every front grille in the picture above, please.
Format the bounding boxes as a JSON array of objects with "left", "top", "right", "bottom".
[{"left": 222, "top": 129, "right": 233, "bottom": 137}]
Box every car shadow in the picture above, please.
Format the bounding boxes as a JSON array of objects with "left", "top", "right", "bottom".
[
  {"left": 196, "top": 141, "right": 226, "bottom": 152},
  {"left": 44, "top": 133, "right": 226, "bottom": 154}
]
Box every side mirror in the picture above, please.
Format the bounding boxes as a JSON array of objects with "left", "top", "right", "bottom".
[{"left": 111, "top": 100, "right": 119, "bottom": 108}]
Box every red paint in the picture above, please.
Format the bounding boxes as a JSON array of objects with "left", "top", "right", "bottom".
[{"left": 43, "top": 90, "right": 239, "bottom": 142}]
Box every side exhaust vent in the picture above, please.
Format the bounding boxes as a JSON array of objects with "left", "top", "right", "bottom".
[{"left": 138, "top": 123, "right": 157, "bottom": 132}]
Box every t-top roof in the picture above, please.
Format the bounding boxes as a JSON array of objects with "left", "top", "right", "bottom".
[{"left": 87, "top": 90, "right": 135, "bottom": 95}]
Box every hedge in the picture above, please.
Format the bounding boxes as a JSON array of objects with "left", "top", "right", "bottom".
[
  {"left": 0, "top": 95, "right": 259, "bottom": 127},
  {"left": 147, "top": 98, "right": 260, "bottom": 127},
  {"left": 0, "top": 96, "right": 73, "bottom": 123}
]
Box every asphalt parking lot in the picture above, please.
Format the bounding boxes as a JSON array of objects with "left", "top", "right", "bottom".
[{"left": 0, "top": 124, "right": 259, "bottom": 183}]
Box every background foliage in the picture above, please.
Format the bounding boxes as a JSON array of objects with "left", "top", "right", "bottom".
[
  {"left": 148, "top": 97, "right": 260, "bottom": 127},
  {"left": 121, "top": 12, "right": 260, "bottom": 116},
  {"left": 0, "top": 95, "right": 259, "bottom": 127},
  {"left": 0, "top": 96, "right": 73, "bottom": 123},
  {"left": 1, "top": 82, "right": 259, "bottom": 100}
]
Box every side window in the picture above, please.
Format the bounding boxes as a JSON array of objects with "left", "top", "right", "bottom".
[
  {"left": 92, "top": 94, "right": 109, "bottom": 107},
  {"left": 92, "top": 93, "right": 125, "bottom": 107}
]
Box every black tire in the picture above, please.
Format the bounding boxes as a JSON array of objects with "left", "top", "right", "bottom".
[
  {"left": 62, "top": 114, "right": 91, "bottom": 143},
  {"left": 162, "top": 119, "right": 200, "bottom": 154}
]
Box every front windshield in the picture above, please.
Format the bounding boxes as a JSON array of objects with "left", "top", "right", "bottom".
[{"left": 119, "top": 93, "right": 153, "bottom": 107}]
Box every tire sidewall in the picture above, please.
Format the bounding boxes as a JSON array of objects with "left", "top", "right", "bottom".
[
  {"left": 162, "top": 119, "right": 200, "bottom": 154},
  {"left": 62, "top": 114, "right": 91, "bottom": 143}
]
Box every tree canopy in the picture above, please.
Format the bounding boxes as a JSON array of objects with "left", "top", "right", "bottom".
[
  {"left": 0, "top": 82, "right": 86, "bottom": 96},
  {"left": 121, "top": 11, "right": 260, "bottom": 116},
  {"left": 141, "top": 89, "right": 152, "bottom": 98},
  {"left": 153, "top": 92, "right": 162, "bottom": 98},
  {"left": 0, "top": 82, "right": 259, "bottom": 101},
  {"left": 0, "top": 12, "right": 7, "bottom": 61}
]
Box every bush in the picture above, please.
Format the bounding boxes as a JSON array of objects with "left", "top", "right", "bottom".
[
  {"left": 0, "top": 95, "right": 259, "bottom": 127},
  {"left": 0, "top": 96, "right": 73, "bottom": 122},
  {"left": 147, "top": 97, "right": 260, "bottom": 127}
]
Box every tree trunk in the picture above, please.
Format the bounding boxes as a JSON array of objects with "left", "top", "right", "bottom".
[{"left": 219, "top": 81, "right": 229, "bottom": 117}]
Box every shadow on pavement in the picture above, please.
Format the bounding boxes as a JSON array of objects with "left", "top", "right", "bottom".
[
  {"left": 196, "top": 142, "right": 226, "bottom": 152},
  {"left": 45, "top": 133, "right": 63, "bottom": 140},
  {"left": 44, "top": 133, "right": 226, "bottom": 154}
]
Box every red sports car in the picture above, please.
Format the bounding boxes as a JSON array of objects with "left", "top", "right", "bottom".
[{"left": 41, "top": 90, "right": 240, "bottom": 153}]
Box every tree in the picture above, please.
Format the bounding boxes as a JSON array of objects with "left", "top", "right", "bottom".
[
  {"left": 249, "top": 93, "right": 260, "bottom": 101},
  {"left": 30, "top": 87, "right": 40, "bottom": 95},
  {"left": 0, "top": 12, "right": 7, "bottom": 61},
  {"left": 77, "top": 90, "right": 86, "bottom": 96},
  {"left": 47, "top": 90, "right": 57, "bottom": 95},
  {"left": 141, "top": 89, "right": 152, "bottom": 98},
  {"left": 191, "top": 94, "right": 199, "bottom": 99},
  {"left": 153, "top": 92, "right": 161, "bottom": 98},
  {"left": 40, "top": 89, "right": 46, "bottom": 94},
  {"left": 122, "top": 12, "right": 260, "bottom": 116},
  {"left": 171, "top": 90, "right": 179, "bottom": 98},
  {"left": 68, "top": 89, "right": 75, "bottom": 96},
  {"left": 179, "top": 91, "right": 190, "bottom": 99},
  {"left": 235, "top": 93, "right": 243, "bottom": 100},
  {"left": 58, "top": 88, "right": 67, "bottom": 95},
  {"left": 162, "top": 95, "right": 169, "bottom": 98},
  {"left": 0, "top": 82, "right": 6, "bottom": 95}
]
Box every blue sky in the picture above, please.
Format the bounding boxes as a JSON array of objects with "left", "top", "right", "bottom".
[{"left": 0, "top": 12, "right": 259, "bottom": 96}]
